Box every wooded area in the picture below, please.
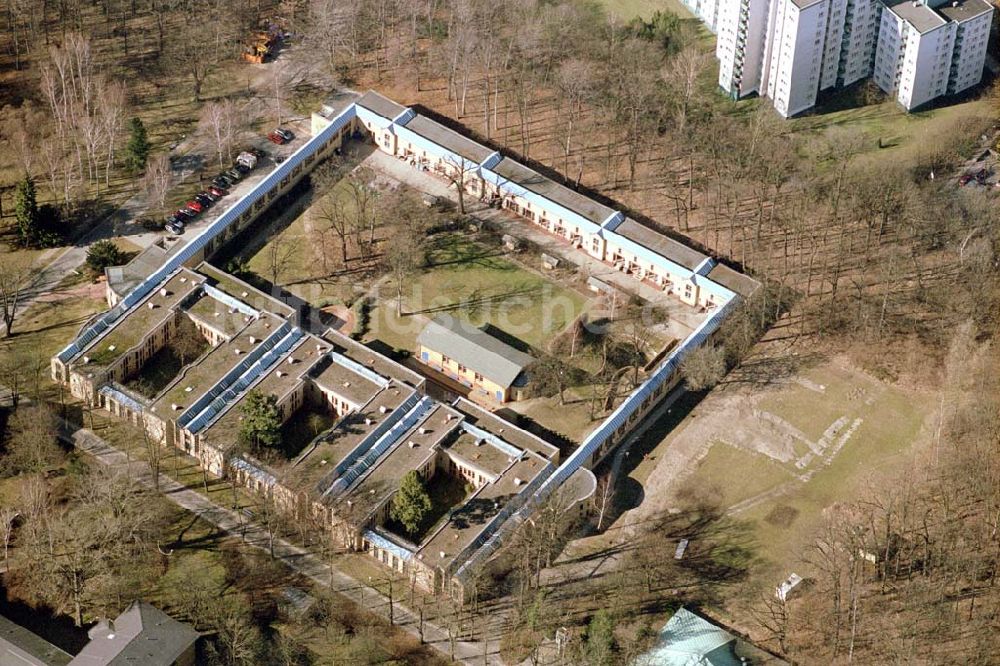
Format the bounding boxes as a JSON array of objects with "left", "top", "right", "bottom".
[{"left": 0, "top": 0, "right": 998, "bottom": 662}]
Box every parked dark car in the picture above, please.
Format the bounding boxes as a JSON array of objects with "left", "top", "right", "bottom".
[
  {"left": 200, "top": 190, "right": 220, "bottom": 203},
  {"left": 194, "top": 193, "right": 213, "bottom": 207},
  {"left": 225, "top": 168, "right": 244, "bottom": 181},
  {"left": 176, "top": 208, "right": 196, "bottom": 219},
  {"left": 209, "top": 185, "right": 227, "bottom": 197},
  {"left": 166, "top": 213, "right": 185, "bottom": 226},
  {"left": 234, "top": 163, "right": 251, "bottom": 175},
  {"left": 165, "top": 222, "right": 184, "bottom": 234},
  {"left": 212, "top": 176, "right": 231, "bottom": 189}
]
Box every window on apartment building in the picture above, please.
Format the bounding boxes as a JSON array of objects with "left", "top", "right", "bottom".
[
  {"left": 474, "top": 372, "right": 483, "bottom": 382},
  {"left": 442, "top": 355, "right": 450, "bottom": 365},
  {"left": 458, "top": 363, "right": 467, "bottom": 373}
]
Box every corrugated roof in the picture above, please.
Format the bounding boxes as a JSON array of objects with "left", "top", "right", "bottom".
[
  {"left": 398, "top": 115, "right": 496, "bottom": 164},
  {"left": 707, "top": 264, "right": 760, "bottom": 298},
  {"left": 355, "top": 90, "right": 409, "bottom": 121},
  {"left": 636, "top": 608, "right": 739, "bottom": 666},
  {"left": 417, "top": 316, "right": 535, "bottom": 388},
  {"left": 614, "top": 218, "right": 707, "bottom": 271}
]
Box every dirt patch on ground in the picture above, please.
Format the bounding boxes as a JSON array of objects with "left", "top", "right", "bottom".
[
  {"left": 36, "top": 278, "right": 105, "bottom": 304},
  {"left": 764, "top": 504, "right": 799, "bottom": 528}
]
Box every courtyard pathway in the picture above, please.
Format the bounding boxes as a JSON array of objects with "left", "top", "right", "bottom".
[
  {"left": 61, "top": 424, "right": 503, "bottom": 665},
  {"left": 360, "top": 149, "right": 704, "bottom": 342}
]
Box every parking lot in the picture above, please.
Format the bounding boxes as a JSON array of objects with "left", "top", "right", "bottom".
[{"left": 161, "top": 116, "right": 313, "bottom": 242}]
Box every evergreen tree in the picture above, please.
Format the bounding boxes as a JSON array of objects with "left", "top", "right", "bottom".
[
  {"left": 390, "top": 470, "right": 432, "bottom": 536},
  {"left": 238, "top": 391, "right": 282, "bottom": 452},
  {"left": 585, "top": 610, "right": 616, "bottom": 666},
  {"left": 85, "top": 240, "right": 127, "bottom": 274},
  {"left": 13, "top": 175, "right": 39, "bottom": 247},
  {"left": 125, "top": 117, "right": 151, "bottom": 172}
]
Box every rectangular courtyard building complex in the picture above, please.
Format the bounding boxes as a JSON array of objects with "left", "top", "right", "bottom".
[{"left": 53, "top": 90, "right": 758, "bottom": 598}]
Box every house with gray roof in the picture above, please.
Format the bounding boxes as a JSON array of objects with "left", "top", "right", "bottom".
[
  {"left": 70, "top": 601, "right": 198, "bottom": 666},
  {"left": 416, "top": 316, "right": 535, "bottom": 403},
  {"left": 0, "top": 603, "right": 197, "bottom": 666}
]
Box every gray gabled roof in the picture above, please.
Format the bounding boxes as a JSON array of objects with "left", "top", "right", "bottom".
[
  {"left": 356, "top": 90, "right": 408, "bottom": 121},
  {"left": 69, "top": 602, "right": 198, "bottom": 666},
  {"left": 0, "top": 614, "right": 72, "bottom": 666},
  {"left": 417, "top": 316, "right": 535, "bottom": 388}
]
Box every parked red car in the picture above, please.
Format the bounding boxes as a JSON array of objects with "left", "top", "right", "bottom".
[
  {"left": 185, "top": 200, "right": 203, "bottom": 214},
  {"left": 209, "top": 186, "right": 227, "bottom": 197}
]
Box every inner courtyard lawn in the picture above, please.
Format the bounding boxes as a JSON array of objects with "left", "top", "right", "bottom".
[{"left": 368, "top": 233, "right": 590, "bottom": 354}]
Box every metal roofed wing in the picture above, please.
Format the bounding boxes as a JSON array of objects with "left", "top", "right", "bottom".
[
  {"left": 323, "top": 395, "right": 436, "bottom": 499},
  {"left": 327, "top": 351, "right": 390, "bottom": 389},
  {"left": 460, "top": 421, "right": 523, "bottom": 459},
  {"left": 57, "top": 102, "right": 357, "bottom": 365},
  {"left": 202, "top": 284, "right": 260, "bottom": 318},
  {"left": 363, "top": 528, "right": 414, "bottom": 562},
  {"left": 176, "top": 320, "right": 293, "bottom": 429},
  {"left": 186, "top": 327, "right": 307, "bottom": 434},
  {"left": 313, "top": 389, "right": 422, "bottom": 494}
]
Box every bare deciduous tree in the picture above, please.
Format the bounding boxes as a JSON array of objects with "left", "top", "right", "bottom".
[{"left": 0, "top": 256, "right": 33, "bottom": 337}]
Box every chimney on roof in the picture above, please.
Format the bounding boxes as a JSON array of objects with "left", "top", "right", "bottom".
[
  {"left": 409, "top": 441, "right": 417, "bottom": 448},
  {"left": 379, "top": 405, "right": 388, "bottom": 414},
  {"left": 514, "top": 477, "right": 523, "bottom": 486},
  {"left": 180, "top": 277, "right": 187, "bottom": 282},
  {"left": 108, "top": 345, "right": 116, "bottom": 352},
  {"left": 365, "top": 418, "right": 372, "bottom": 426},
  {"left": 159, "top": 288, "right": 168, "bottom": 297},
  {"left": 171, "top": 403, "right": 180, "bottom": 411},
  {"left": 276, "top": 371, "right": 285, "bottom": 378},
  {"left": 249, "top": 336, "right": 257, "bottom": 344},
  {"left": 419, "top": 427, "right": 428, "bottom": 435},
  {"left": 439, "top": 551, "right": 446, "bottom": 559},
  {"left": 343, "top": 381, "right": 351, "bottom": 388},
  {"left": 287, "top": 357, "right": 296, "bottom": 365},
  {"left": 234, "top": 349, "right": 242, "bottom": 355},
  {"left": 241, "top": 291, "right": 249, "bottom": 298},
  {"left": 147, "top": 302, "right": 156, "bottom": 310}
]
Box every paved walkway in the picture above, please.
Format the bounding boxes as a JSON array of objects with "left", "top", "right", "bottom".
[
  {"left": 360, "top": 150, "right": 705, "bottom": 342},
  {"left": 63, "top": 425, "right": 502, "bottom": 665}
]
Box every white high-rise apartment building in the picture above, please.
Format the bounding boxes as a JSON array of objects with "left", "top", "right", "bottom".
[
  {"left": 707, "top": 0, "right": 992, "bottom": 116},
  {"left": 873, "top": 0, "right": 992, "bottom": 109}
]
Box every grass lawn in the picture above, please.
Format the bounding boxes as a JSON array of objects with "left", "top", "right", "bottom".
[
  {"left": 790, "top": 93, "right": 992, "bottom": 169},
  {"left": 369, "top": 234, "right": 589, "bottom": 353},
  {"left": 757, "top": 364, "right": 876, "bottom": 442},
  {"left": 592, "top": 0, "right": 696, "bottom": 20},
  {"left": 278, "top": 404, "right": 337, "bottom": 460},
  {"left": 0, "top": 279, "right": 107, "bottom": 402},
  {"left": 707, "top": 364, "right": 928, "bottom": 593},
  {"left": 510, "top": 388, "right": 602, "bottom": 443},
  {"left": 685, "top": 442, "right": 796, "bottom": 510},
  {"left": 246, "top": 176, "right": 363, "bottom": 306}
]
